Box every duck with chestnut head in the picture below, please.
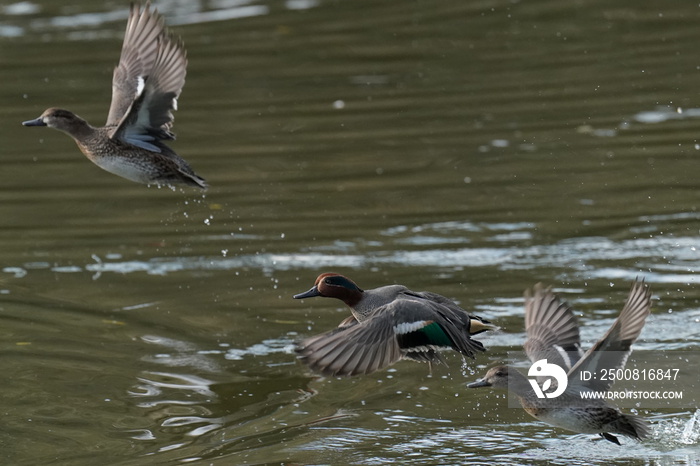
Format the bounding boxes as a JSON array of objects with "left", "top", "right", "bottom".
[{"left": 292, "top": 272, "right": 497, "bottom": 377}]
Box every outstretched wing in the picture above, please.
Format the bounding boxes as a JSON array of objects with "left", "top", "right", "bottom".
[
  {"left": 523, "top": 283, "right": 584, "bottom": 370},
  {"left": 295, "top": 306, "right": 402, "bottom": 377},
  {"left": 295, "top": 299, "right": 485, "bottom": 377},
  {"left": 567, "top": 279, "right": 652, "bottom": 391},
  {"left": 106, "top": 3, "right": 163, "bottom": 126},
  {"left": 109, "top": 4, "right": 187, "bottom": 154}
]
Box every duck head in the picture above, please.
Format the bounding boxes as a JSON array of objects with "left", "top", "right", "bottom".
[
  {"left": 23, "top": 108, "right": 89, "bottom": 134},
  {"left": 467, "top": 365, "right": 511, "bottom": 389},
  {"left": 293, "top": 273, "right": 363, "bottom": 307}
]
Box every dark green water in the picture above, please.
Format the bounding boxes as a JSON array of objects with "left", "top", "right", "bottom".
[{"left": 1, "top": 0, "right": 699, "bottom": 464}]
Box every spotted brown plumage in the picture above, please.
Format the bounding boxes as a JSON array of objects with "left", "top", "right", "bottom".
[
  {"left": 468, "top": 280, "right": 652, "bottom": 444},
  {"left": 22, "top": 3, "right": 206, "bottom": 189}
]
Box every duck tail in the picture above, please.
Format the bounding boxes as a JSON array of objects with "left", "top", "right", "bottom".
[
  {"left": 468, "top": 316, "right": 499, "bottom": 335},
  {"left": 183, "top": 172, "right": 208, "bottom": 189}
]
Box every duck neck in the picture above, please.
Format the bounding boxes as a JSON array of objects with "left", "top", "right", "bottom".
[
  {"left": 346, "top": 293, "right": 369, "bottom": 320},
  {"left": 506, "top": 369, "right": 540, "bottom": 398},
  {"left": 63, "top": 116, "right": 96, "bottom": 140}
]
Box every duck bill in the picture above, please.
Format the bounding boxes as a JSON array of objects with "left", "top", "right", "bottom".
[
  {"left": 467, "top": 379, "right": 492, "bottom": 388},
  {"left": 22, "top": 117, "right": 47, "bottom": 127},
  {"left": 293, "top": 287, "right": 321, "bottom": 299}
]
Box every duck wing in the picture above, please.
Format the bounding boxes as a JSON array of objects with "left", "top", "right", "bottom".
[
  {"left": 295, "top": 298, "right": 486, "bottom": 376},
  {"left": 400, "top": 289, "right": 497, "bottom": 335},
  {"left": 401, "top": 289, "right": 467, "bottom": 313},
  {"left": 336, "top": 315, "right": 358, "bottom": 329},
  {"left": 106, "top": 3, "right": 163, "bottom": 127},
  {"left": 567, "top": 279, "right": 651, "bottom": 392},
  {"left": 523, "top": 283, "right": 584, "bottom": 370},
  {"left": 109, "top": 4, "right": 187, "bottom": 153},
  {"left": 295, "top": 306, "right": 401, "bottom": 377},
  {"left": 391, "top": 298, "right": 486, "bottom": 359}
]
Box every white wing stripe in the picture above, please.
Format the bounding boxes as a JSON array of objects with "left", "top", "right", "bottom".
[{"left": 394, "top": 320, "right": 429, "bottom": 335}]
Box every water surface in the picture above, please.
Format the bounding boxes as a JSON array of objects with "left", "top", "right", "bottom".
[{"left": 2, "top": 0, "right": 699, "bottom": 464}]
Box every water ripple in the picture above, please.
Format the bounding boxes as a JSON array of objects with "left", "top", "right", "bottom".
[{"left": 3, "top": 234, "right": 698, "bottom": 282}]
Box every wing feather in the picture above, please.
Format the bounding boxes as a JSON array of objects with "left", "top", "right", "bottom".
[
  {"left": 523, "top": 283, "right": 584, "bottom": 369},
  {"left": 568, "top": 279, "right": 652, "bottom": 391},
  {"left": 110, "top": 3, "right": 187, "bottom": 155},
  {"left": 107, "top": 3, "right": 163, "bottom": 126}
]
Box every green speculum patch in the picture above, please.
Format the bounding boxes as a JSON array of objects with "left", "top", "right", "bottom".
[{"left": 419, "top": 321, "right": 453, "bottom": 347}]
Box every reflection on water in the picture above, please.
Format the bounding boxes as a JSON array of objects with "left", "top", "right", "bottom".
[
  {"left": 2, "top": 0, "right": 700, "bottom": 464},
  {"left": 4, "top": 218, "right": 700, "bottom": 286}
]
